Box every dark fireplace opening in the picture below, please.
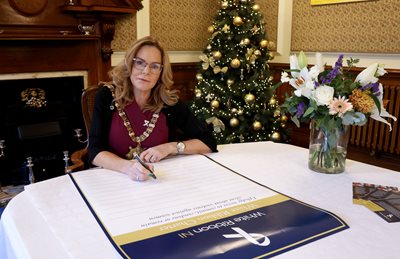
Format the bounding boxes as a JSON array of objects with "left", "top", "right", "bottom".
[{"left": 0, "top": 76, "right": 86, "bottom": 185}]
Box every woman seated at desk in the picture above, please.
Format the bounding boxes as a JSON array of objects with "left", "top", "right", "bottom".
[{"left": 89, "top": 36, "right": 217, "bottom": 182}]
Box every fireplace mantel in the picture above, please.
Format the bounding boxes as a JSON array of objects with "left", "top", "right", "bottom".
[
  {"left": 0, "top": 1, "right": 144, "bottom": 184},
  {"left": 0, "top": 0, "right": 143, "bottom": 85}
]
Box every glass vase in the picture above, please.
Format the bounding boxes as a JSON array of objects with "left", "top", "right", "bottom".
[{"left": 308, "top": 120, "right": 350, "bottom": 174}]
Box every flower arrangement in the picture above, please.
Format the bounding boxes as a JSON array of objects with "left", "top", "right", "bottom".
[
  {"left": 280, "top": 52, "right": 397, "bottom": 173},
  {"left": 281, "top": 51, "right": 396, "bottom": 130}
]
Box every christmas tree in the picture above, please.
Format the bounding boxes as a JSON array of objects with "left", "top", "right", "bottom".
[{"left": 190, "top": 0, "right": 288, "bottom": 144}]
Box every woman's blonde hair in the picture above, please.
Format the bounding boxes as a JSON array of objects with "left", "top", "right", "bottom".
[{"left": 108, "top": 36, "right": 179, "bottom": 112}]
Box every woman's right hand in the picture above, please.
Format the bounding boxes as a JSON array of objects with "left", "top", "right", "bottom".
[
  {"left": 122, "top": 160, "right": 154, "bottom": 181},
  {"left": 92, "top": 151, "right": 154, "bottom": 181}
]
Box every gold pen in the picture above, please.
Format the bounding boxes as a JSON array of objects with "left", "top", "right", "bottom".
[{"left": 134, "top": 154, "right": 157, "bottom": 179}]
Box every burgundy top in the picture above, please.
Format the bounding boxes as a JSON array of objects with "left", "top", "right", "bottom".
[{"left": 108, "top": 101, "right": 168, "bottom": 158}]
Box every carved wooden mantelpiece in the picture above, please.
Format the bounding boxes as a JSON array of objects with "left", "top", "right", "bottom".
[{"left": 0, "top": 0, "right": 143, "bottom": 84}]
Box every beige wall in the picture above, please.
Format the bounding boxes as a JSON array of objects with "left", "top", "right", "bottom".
[
  {"left": 149, "top": 0, "right": 219, "bottom": 51},
  {"left": 111, "top": 0, "right": 400, "bottom": 68},
  {"left": 292, "top": 0, "right": 400, "bottom": 53},
  {"left": 111, "top": 0, "right": 279, "bottom": 52},
  {"left": 112, "top": 14, "right": 138, "bottom": 51}
]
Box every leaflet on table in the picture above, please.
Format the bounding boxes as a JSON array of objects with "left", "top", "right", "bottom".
[
  {"left": 70, "top": 155, "right": 348, "bottom": 259},
  {"left": 353, "top": 182, "right": 400, "bottom": 223}
]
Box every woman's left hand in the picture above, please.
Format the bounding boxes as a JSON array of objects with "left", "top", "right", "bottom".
[{"left": 140, "top": 143, "right": 175, "bottom": 163}]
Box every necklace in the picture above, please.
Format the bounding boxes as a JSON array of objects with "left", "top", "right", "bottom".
[{"left": 105, "top": 83, "right": 160, "bottom": 160}]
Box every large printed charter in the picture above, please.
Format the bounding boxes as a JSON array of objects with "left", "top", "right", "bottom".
[{"left": 69, "top": 154, "right": 348, "bottom": 258}]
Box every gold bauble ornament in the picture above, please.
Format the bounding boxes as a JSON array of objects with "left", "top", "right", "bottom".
[
  {"left": 238, "top": 109, "right": 244, "bottom": 115},
  {"left": 196, "top": 73, "right": 203, "bottom": 81},
  {"left": 227, "top": 79, "right": 234, "bottom": 86},
  {"left": 231, "top": 108, "right": 238, "bottom": 114},
  {"left": 268, "top": 41, "right": 276, "bottom": 49},
  {"left": 260, "top": 39, "right": 268, "bottom": 49},
  {"left": 281, "top": 115, "right": 288, "bottom": 123},
  {"left": 269, "top": 52, "right": 275, "bottom": 60},
  {"left": 252, "top": 4, "right": 260, "bottom": 11},
  {"left": 271, "top": 132, "right": 281, "bottom": 142},
  {"left": 230, "top": 58, "right": 241, "bottom": 68},
  {"left": 207, "top": 25, "right": 215, "bottom": 34},
  {"left": 252, "top": 120, "right": 262, "bottom": 131},
  {"left": 206, "top": 44, "right": 212, "bottom": 50},
  {"left": 269, "top": 97, "right": 277, "bottom": 105},
  {"left": 213, "top": 51, "right": 222, "bottom": 60},
  {"left": 221, "top": 1, "right": 228, "bottom": 9},
  {"left": 211, "top": 100, "right": 219, "bottom": 109},
  {"left": 233, "top": 16, "right": 243, "bottom": 26},
  {"left": 245, "top": 93, "right": 255, "bottom": 104},
  {"left": 195, "top": 89, "right": 201, "bottom": 98},
  {"left": 254, "top": 49, "right": 261, "bottom": 56},
  {"left": 230, "top": 118, "right": 239, "bottom": 127},
  {"left": 243, "top": 38, "right": 250, "bottom": 45},
  {"left": 281, "top": 123, "right": 286, "bottom": 128}
]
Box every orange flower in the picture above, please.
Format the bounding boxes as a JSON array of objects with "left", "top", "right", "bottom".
[{"left": 349, "top": 89, "right": 374, "bottom": 113}]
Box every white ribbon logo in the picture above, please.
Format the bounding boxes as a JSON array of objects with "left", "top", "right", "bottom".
[{"left": 223, "top": 227, "right": 271, "bottom": 247}]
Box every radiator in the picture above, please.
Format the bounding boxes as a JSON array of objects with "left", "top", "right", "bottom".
[{"left": 349, "top": 84, "right": 399, "bottom": 155}]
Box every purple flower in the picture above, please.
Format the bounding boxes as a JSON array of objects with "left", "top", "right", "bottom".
[
  {"left": 320, "top": 54, "right": 344, "bottom": 85},
  {"left": 334, "top": 54, "right": 344, "bottom": 68},
  {"left": 371, "top": 82, "right": 381, "bottom": 96},
  {"left": 360, "top": 82, "right": 381, "bottom": 96},
  {"left": 296, "top": 102, "right": 305, "bottom": 117}
]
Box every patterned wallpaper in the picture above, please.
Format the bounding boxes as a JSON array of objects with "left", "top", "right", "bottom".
[
  {"left": 112, "top": 0, "right": 279, "bottom": 52},
  {"left": 259, "top": 0, "right": 279, "bottom": 51},
  {"left": 112, "top": 0, "right": 399, "bottom": 53},
  {"left": 292, "top": 0, "right": 400, "bottom": 53},
  {"left": 149, "top": 0, "right": 218, "bottom": 51},
  {"left": 112, "top": 14, "right": 137, "bottom": 51},
  {"left": 150, "top": 0, "right": 278, "bottom": 51}
]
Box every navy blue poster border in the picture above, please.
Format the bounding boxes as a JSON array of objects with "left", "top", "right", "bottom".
[{"left": 68, "top": 155, "right": 349, "bottom": 259}]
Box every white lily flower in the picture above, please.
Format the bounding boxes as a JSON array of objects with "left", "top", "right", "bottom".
[
  {"left": 308, "top": 65, "right": 320, "bottom": 81},
  {"left": 376, "top": 64, "right": 387, "bottom": 77},
  {"left": 315, "top": 52, "right": 324, "bottom": 73},
  {"left": 355, "top": 63, "right": 379, "bottom": 86},
  {"left": 281, "top": 72, "right": 290, "bottom": 83},
  {"left": 370, "top": 84, "right": 397, "bottom": 131},
  {"left": 289, "top": 67, "right": 316, "bottom": 98},
  {"left": 289, "top": 54, "right": 300, "bottom": 78},
  {"left": 287, "top": 52, "right": 327, "bottom": 100},
  {"left": 298, "top": 51, "right": 308, "bottom": 69}
]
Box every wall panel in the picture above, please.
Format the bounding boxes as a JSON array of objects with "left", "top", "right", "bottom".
[
  {"left": 112, "top": 0, "right": 279, "bottom": 52},
  {"left": 292, "top": 0, "right": 400, "bottom": 53},
  {"left": 112, "top": 14, "right": 138, "bottom": 51}
]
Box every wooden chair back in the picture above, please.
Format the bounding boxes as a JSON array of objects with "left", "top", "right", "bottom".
[
  {"left": 68, "top": 86, "right": 99, "bottom": 172},
  {"left": 81, "top": 86, "right": 99, "bottom": 142}
]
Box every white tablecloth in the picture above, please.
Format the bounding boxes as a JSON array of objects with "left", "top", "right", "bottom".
[{"left": 1, "top": 142, "right": 399, "bottom": 259}]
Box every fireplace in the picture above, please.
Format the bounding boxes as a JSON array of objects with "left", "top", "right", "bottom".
[
  {"left": 0, "top": 1, "right": 143, "bottom": 184},
  {"left": 0, "top": 73, "right": 87, "bottom": 184},
  {"left": 0, "top": 33, "right": 105, "bottom": 185}
]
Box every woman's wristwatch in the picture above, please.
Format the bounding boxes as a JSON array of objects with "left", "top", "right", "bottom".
[{"left": 176, "top": 141, "right": 186, "bottom": 154}]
